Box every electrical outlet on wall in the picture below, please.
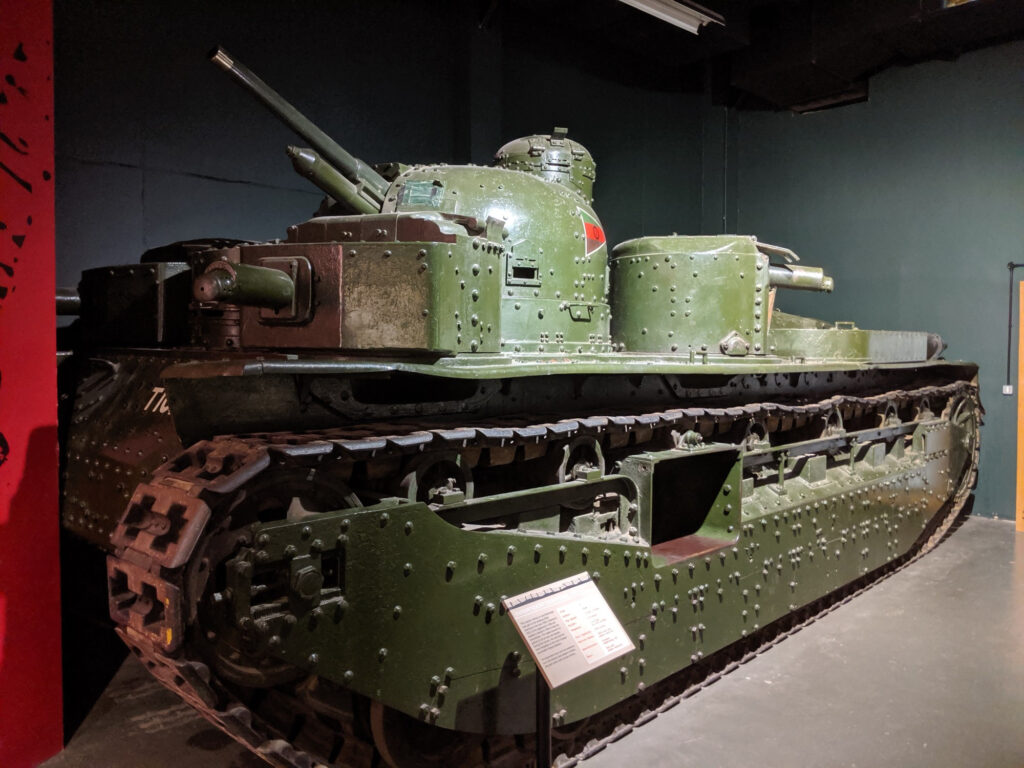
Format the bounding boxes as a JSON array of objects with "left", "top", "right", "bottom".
[{"left": 1003, "top": 384, "right": 1014, "bottom": 395}]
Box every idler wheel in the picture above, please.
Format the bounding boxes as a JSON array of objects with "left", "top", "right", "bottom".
[
  {"left": 398, "top": 453, "right": 474, "bottom": 505},
  {"left": 914, "top": 397, "right": 935, "bottom": 421},
  {"left": 741, "top": 421, "right": 769, "bottom": 449},
  {"left": 526, "top": 436, "right": 606, "bottom": 511},
  {"left": 823, "top": 408, "right": 845, "bottom": 437},
  {"left": 877, "top": 404, "right": 901, "bottom": 428},
  {"left": 553, "top": 436, "right": 605, "bottom": 484}
]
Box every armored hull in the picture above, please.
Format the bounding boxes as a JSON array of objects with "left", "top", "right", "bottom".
[{"left": 60, "top": 49, "right": 981, "bottom": 768}]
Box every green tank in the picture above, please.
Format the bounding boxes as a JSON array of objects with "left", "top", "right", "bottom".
[{"left": 60, "top": 48, "right": 980, "bottom": 768}]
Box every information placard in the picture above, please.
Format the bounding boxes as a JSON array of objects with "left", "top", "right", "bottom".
[{"left": 503, "top": 572, "right": 634, "bottom": 689}]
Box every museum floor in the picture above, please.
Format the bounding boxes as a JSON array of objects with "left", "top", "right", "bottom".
[{"left": 43, "top": 515, "right": 1023, "bottom": 768}]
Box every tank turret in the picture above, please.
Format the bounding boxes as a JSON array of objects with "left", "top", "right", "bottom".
[
  {"left": 494, "top": 126, "right": 597, "bottom": 203},
  {"left": 609, "top": 236, "right": 837, "bottom": 356}
]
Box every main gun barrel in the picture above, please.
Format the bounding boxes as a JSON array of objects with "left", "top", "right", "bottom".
[{"left": 209, "top": 46, "right": 389, "bottom": 210}]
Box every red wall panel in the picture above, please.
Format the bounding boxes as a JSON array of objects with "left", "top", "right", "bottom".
[{"left": 0, "top": 0, "right": 63, "bottom": 764}]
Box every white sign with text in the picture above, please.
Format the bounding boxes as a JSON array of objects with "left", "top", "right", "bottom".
[{"left": 503, "top": 572, "right": 634, "bottom": 689}]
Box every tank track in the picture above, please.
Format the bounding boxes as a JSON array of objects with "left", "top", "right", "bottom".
[{"left": 108, "top": 379, "right": 979, "bottom": 768}]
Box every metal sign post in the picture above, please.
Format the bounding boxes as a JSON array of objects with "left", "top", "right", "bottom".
[{"left": 535, "top": 671, "right": 552, "bottom": 767}]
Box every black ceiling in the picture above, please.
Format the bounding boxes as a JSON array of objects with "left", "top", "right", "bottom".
[{"left": 497, "top": 0, "right": 1024, "bottom": 110}]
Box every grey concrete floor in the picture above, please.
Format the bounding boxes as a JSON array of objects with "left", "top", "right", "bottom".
[
  {"left": 43, "top": 656, "right": 263, "bottom": 768},
  {"left": 44, "top": 516, "right": 1023, "bottom": 768},
  {"left": 587, "top": 515, "right": 1024, "bottom": 768}
]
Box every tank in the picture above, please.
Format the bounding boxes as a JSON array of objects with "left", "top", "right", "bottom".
[{"left": 60, "top": 48, "right": 980, "bottom": 768}]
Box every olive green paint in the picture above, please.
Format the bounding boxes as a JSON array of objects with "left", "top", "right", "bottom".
[
  {"left": 388, "top": 165, "right": 613, "bottom": 354},
  {"left": 221, "top": 415, "right": 974, "bottom": 731}
]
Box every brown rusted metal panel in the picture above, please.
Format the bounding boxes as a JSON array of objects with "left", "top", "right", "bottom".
[
  {"left": 340, "top": 244, "right": 432, "bottom": 351},
  {"left": 240, "top": 242, "right": 344, "bottom": 348}
]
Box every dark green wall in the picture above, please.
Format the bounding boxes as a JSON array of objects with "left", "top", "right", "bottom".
[
  {"left": 55, "top": 0, "right": 475, "bottom": 286},
  {"left": 727, "top": 41, "right": 1023, "bottom": 518}
]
